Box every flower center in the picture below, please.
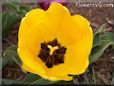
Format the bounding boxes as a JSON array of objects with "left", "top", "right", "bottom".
[{"left": 38, "top": 39, "right": 66, "bottom": 68}]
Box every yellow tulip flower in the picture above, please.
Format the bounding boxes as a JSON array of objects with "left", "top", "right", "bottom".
[{"left": 17, "top": 2, "right": 93, "bottom": 81}]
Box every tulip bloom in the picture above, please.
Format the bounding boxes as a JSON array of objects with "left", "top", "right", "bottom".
[{"left": 17, "top": 2, "right": 93, "bottom": 81}]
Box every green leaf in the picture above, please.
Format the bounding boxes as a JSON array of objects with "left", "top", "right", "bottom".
[
  {"left": 90, "top": 40, "right": 113, "bottom": 64},
  {"left": 4, "top": 2, "right": 20, "bottom": 12},
  {"left": 93, "top": 24, "right": 106, "bottom": 38},
  {"left": 30, "top": 78, "right": 74, "bottom": 85},
  {"left": 55, "top": 81, "right": 74, "bottom": 85},
  {"left": 22, "top": 73, "right": 40, "bottom": 83},
  {"left": 2, "top": 79, "right": 24, "bottom": 85},
  {"left": 2, "top": 2, "right": 31, "bottom": 38},
  {"left": 2, "top": 46, "right": 17, "bottom": 68},
  {"left": 2, "top": 11, "right": 20, "bottom": 38},
  {"left": 13, "top": 54, "right": 22, "bottom": 67},
  {"left": 0, "top": 13, "right": 2, "bottom": 32},
  {"left": 5, "top": 0, "right": 20, "bottom": 3},
  {"left": 111, "top": 78, "right": 114, "bottom": 85},
  {"left": 102, "top": 32, "right": 114, "bottom": 41},
  {"left": 0, "top": 57, "right": 2, "bottom": 69},
  {"left": 112, "top": 45, "right": 114, "bottom": 50},
  {"left": 17, "top": 9, "right": 27, "bottom": 19},
  {"left": 2, "top": 45, "right": 22, "bottom": 68},
  {"left": 30, "top": 78, "right": 58, "bottom": 85},
  {"left": 90, "top": 32, "right": 114, "bottom": 64},
  {"left": 92, "top": 66, "right": 96, "bottom": 84},
  {"left": 90, "top": 23, "right": 114, "bottom": 64},
  {"left": 93, "top": 24, "right": 106, "bottom": 48},
  {"left": 20, "top": 5, "right": 32, "bottom": 12},
  {"left": 93, "top": 36, "right": 102, "bottom": 48}
]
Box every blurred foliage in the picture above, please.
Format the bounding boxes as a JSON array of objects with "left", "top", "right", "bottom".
[
  {"left": 2, "top": 2, "right": 31, "bottom": 38},
  {"left": 2, "top": 79, "right": 24, "bottom": 85},
  {"left": 22, "top": 73, "right": 41, "bottom": 83},
  {"left": 2, "top": 2, "right": 114, "bottom": 85},
  {"left": 2, "top": 45, "right": 18, "bottom": 68}
]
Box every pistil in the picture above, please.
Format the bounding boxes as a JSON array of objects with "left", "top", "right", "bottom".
[{"left": 47, "top": 45, "right": 59, "bottom": 55}]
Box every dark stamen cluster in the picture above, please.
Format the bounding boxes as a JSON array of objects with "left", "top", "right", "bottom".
[{"left": 38, "top": 39, "right": 66, "bottom": 68}]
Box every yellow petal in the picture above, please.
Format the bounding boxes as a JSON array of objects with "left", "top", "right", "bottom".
[
  {"left": 18, "top": 48, "right": 72, "bottom": 81},
  {"left": 46, "top": 74, "right": 73, "bottom": 81},
  {"left": 22, "top": 61, "right": 72, "bottom": 81},
  {"left": 47, "top": 2, "right": 70, "bottom": 20},
  {"left": 56, "top": 18, "right": 81, "bottom": 46},
  {"left": 17, "top": 48, "right": 47, "bottom": 76},
  {"left": 18, "top": 9, "right": 46, "bottom": 39},
  {"left": 22, "top": 64, "right": 49, "bottom": 79},
  {"left": 18, "top": 9, "right": 46, "bottom": 55},
  {"left": 63, "top": 15, "right": 93, "bottom": 74},
  {"left": 24, "top": 9, "right": 46, "bottom": 28},
  {"left": 57, "top": 14, "right": 91, "bottom": 46},
  {"left": 18, "top": 23, "right": 57, "bottom": 56},
  {"left": 18, "top": 17, "right": 28, "bottom": 40},
  {"left": 47, "top": 64, "right": 70, "bottom": 76}
]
